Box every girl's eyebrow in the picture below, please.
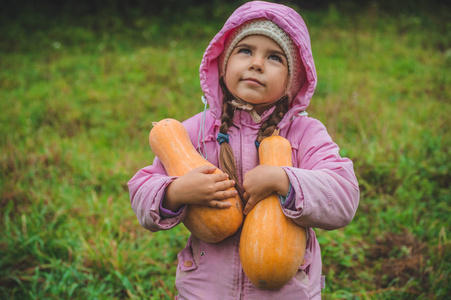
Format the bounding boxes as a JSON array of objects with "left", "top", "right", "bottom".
[{"left": 235, "top": 43, "right": 255, "bottom": 49}]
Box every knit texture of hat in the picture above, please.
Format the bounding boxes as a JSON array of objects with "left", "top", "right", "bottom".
[{"left": 219, "top": 19, "right": 305, "bottom": 100}]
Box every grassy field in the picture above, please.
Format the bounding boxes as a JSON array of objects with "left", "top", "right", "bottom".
[{"left": 1, "top": 1, "right": 450, "bottom": 299}]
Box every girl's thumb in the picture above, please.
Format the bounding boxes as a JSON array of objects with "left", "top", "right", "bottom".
[{"left": 197, "top": 165, "right": 217, "bottom": 174}]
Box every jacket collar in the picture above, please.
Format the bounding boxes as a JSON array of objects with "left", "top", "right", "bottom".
[{"left": 232, "top": 106, "right": 276, "bottom": 130}]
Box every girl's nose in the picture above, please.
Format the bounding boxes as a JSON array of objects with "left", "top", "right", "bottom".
[{"left": 249, "top": 57, "right": 264, "bottom": 72}]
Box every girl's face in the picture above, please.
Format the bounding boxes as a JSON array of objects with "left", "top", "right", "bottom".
[{"left": 225, "top": 35, "right": 289, "bottom": 109}]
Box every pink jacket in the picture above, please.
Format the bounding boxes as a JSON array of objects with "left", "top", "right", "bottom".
[{"left": 128, "top": 1, "right": 359, "bottom": 299}]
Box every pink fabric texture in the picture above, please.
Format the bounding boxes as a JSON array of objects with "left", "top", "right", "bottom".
[{"left": 128, "top": 1, "right": 359, "bottom": 299}]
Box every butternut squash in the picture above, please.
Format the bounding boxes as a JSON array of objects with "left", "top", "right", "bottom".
[
  {"left": 239, "top": 132, "right": 306, "bottom": 289},
  {"left": 148, "top": 118, "right": 243, "bottom": 243}
]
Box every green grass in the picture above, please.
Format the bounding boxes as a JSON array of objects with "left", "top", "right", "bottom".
[{"left": 1, "top": 2, "right": 450, "bottom": 299}]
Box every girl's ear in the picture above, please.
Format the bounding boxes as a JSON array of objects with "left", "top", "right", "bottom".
[{"left": 282, "top": 75, "right": 292, "bottom": 101}]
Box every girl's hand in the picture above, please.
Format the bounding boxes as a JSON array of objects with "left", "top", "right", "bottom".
[
  {"left": 242, "top": 165, "right": 289, "bottom": 215},
  {"left": 163, "top": 165, "right": 237, "bottom": 212}
]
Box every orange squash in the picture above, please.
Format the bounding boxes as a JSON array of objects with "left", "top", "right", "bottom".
[
  {"left": 148, "top": 118, "right": 243, "bottom": 243},
  {"left": 239, "top": 132, "right": 306, "bottom": 289}
]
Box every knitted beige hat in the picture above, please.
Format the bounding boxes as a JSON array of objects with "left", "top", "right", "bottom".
[{"left": 219, "top": 19, "right": 305, "bottom": 101}]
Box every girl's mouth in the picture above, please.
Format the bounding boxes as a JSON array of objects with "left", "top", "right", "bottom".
[{"left": 241, "top": 77, "right": 264, "bottom": 86}]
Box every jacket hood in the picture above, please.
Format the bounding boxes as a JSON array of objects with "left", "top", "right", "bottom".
[{"left": 199, "top": 0, "right": 317, "bottom": 128}]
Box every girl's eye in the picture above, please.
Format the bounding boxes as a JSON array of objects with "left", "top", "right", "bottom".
[
  {"left": 268, "top": 54, "right": 283, "bottom": 62},
  {"left": 237, "top": 48, "right": 251, "bottom": 55}
]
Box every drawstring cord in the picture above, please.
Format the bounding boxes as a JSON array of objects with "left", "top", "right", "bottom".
[
  {"left": 197, "top": 95, "right": 209, "bottom": 159},
  {"left": 229, "top": 99, "right": 262, "bottom": 123},
  {"left": 198, "top": 94, "right": 308, "bottom": 155}
]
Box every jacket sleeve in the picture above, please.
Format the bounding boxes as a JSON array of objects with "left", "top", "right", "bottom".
[
  {"left": 281, "top": 117, "right": 360, "bottom": 230},
  {"left": 127, "top": 112, "right": 215, "bottom": 232},
  {"left": 128, "top": 158, "right": 188, "bottom": 232}
]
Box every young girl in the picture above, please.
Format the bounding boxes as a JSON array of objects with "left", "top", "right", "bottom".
[{"left": 128, "top": 1, "right": 359, "bottom": 298}]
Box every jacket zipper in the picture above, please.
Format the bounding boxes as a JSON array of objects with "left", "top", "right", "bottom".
[
  {"left": 239, "top": 126, "right": 244, "bottom": 188},
  {"left": 235, "top": 228, "right": 244, "bottom": 299},
  {"left": 238, "top": 117, "right": 244, "bottom": 299}
]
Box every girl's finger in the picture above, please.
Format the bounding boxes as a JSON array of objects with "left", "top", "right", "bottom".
[
  {"left": 196, "top": 165, "right": 217, "bottom": 174},
  {"left": 216, "top": 179, "right": 235, "bottom": 191},
  {"left": 208, "top": 200, "right": 232, "bottom": 209},
  {"left": 243, "top": 203, "right": 250, "bottom": 215},
  {"left": 213, "top": 189, "right": 237, "bottom": 200},
  {"left": 243, "top": 197, "right": 256, "bottom": 215},
  {"left": 212, "top": 172, "right": 229, "bottom": 182},
  {"left": 243, "top": 192, "right": 250, "bottom": 202}
]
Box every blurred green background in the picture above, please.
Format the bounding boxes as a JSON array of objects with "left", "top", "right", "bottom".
[{"left": 1, "top": 0, "right": 450, "bottom": 298}]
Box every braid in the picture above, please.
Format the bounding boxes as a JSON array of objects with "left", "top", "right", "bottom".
[
  {"left": 256, "top": 96, "right": 289, "bottom": 144},
  {"left": 218, "top": 78, "right": 242, "bottom": 196}
]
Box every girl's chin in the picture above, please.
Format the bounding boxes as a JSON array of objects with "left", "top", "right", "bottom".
[
  {"left": 240, "top": 96, "right": 278, "bottom": 106},
  {"left": 233, "top": 90, "right": 284, "bottom": 106},
  {"left": 236, "top": 94, "right": 268, "bottom": 105}
]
